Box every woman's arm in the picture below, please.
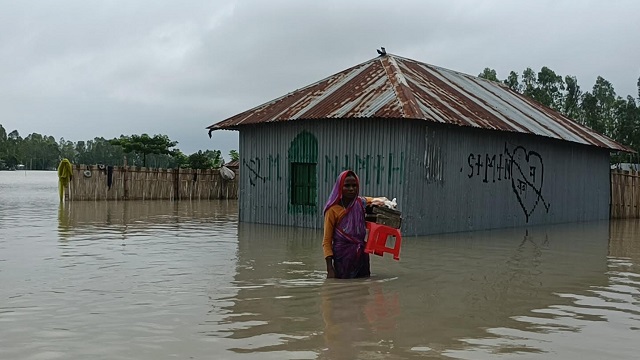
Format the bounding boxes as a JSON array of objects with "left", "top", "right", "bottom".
[{"left": 323, "top": 207, "right": 338, "bottom": 278}]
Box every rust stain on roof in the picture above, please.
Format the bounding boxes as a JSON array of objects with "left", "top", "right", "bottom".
[{"left": 207, "top": 53, "right": 632, "bottom": 152}]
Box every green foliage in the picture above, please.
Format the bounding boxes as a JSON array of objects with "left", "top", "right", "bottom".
[
  {"left": 229, "top": 150, "right": 239, "bottom": 162},
  {"left": 504, "top": 71, "right": 521, "bottom": 92},
  {"left": 522, "top": 67, "right": 537, "bottom": 99},
  {"left": 205, "top": 150, "right": 224, "bottom": 168},
  {"left": 478, "top": 66, "right": 640, "bottom": 163},
  {"left": 58, "top": 138, "right": 76, "bottom": 162},
  {"left": 563, "top": 75, "right": 582, "bottom": 120},
  {"left": 613, "top": 96, "right": 639, "bottom": 149},
  {"left": 0, "top": 128, "right": 60, "bottom": 169},
  {"left": 478, "top": 68, "right": 498, "bottom": 82},
  {"left": 0, "top": 127, "right": 228, "bottom": 170},
  {"left": 535, "top": 67, "right": 565, "bottom": 110},
  {"left": 187, "top": 150, "right": 214, "bottom": 169},
  {"left": 110, "top": 134, "right": 178, "bottom": 167},
  {"left": 583, "top": 77, "right": 618, "bottom": 136}
]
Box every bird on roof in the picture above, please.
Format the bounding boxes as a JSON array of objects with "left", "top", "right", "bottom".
[{"left": 377, "top": 47, "right": 386, "bottom": 56}]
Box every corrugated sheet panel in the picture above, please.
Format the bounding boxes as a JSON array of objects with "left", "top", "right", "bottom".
[
  {"left": 208, "top": 54, "right": 631, "bottom": 152},
  {"left": 402, "top": 123, "right": 612, "bottom": 235},
  {"left": 237, "top": 120, "right": 411, "bottom": 229}
]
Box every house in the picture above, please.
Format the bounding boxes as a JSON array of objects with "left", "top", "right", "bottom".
[
  {"left": 207, "top": 52, "right": 631, "bottom": 236},
  {"left": 223, "top": 159, "right": 240, "bottom": 171}
]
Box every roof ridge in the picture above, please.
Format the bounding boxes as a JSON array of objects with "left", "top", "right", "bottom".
[
  {"left": 391, "top": 53, "right": 512, "bottom": 90},
  {"left": 380, "top": 54, "right": 422, "bottom": 118}
]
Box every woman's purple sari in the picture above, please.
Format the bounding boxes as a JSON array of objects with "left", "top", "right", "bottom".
[{"left": 324, "top": 171, "right": 370, "bottom": 279}]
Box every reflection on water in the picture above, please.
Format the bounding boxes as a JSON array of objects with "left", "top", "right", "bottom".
[
  {"left": 320, "top": 280, "right": 401, "bottom": 359},
  {"left": 1, "top": 171, "right": 639, "bottom": 359},
  {"left": 445, "top": 221, "right": 640, "bottom": 359},
  {"left": 57, "top": 199, "right": 238, "bottom": 242},
  {"left": 493, "top": 228, "right": 638, "bottom": 359}
]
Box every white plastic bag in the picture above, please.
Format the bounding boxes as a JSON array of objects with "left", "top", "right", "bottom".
[
  {"left": 219, "top": 166, "right": 235, "bottom": 180},
  {"left": 384, "top": 198, "right": 397, "bottom": 209}
]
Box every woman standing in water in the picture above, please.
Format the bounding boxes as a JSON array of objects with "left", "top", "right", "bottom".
[{"left": 323, "top": 170, "right": 387, "bottom": 279}]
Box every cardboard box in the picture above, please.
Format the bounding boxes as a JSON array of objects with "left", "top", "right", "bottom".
[{"left": 369, "top": 206, "right": 402, "bottom": 229}]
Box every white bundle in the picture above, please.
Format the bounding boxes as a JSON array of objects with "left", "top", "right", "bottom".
[
  {"left": 219, "top": 166, "right": 236, "bottom": 180},
  {"left": 384, "top": 198, "right": 397, "bottom": 209}
]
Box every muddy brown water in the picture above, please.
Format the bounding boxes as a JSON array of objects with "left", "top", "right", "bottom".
[{"left": 1, "top": 171, "right": 638, "bottom": 359}]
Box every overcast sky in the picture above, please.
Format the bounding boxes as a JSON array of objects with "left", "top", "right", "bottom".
[{"left": 1, "top": 0, "right": 638, "bottom": 157}]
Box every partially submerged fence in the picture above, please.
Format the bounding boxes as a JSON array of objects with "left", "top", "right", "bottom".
[
  {"left": 67, "top": 165, "right": 238, "bottom": 201},
  {"left": 63, "top": 166, "right": 636, "bottom": 216},
  {"left": 611, "top": 170, "right": 640, "bottom": 219}
]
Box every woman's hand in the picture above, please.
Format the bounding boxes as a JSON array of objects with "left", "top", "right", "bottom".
[{"left": 326, "top": 256, "right": 336, "bottom": 278}]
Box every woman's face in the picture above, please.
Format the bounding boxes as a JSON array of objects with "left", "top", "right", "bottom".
[{"left": 342, "top": 175, "right": 358, "bottom": 201}]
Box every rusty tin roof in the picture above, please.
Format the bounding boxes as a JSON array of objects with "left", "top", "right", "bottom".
[{"left": 207, "top": 53, "right": 631, "bottom": 152}]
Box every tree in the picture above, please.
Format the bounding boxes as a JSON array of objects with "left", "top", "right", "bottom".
[
  {"left": 58, "top": 138, "right": 76, "bottom": 163},
  {"left": 110, "top": 134, "right": 178, "bottom": 167},
  {"left": 562, "top": 75, "right": 582, "bottom": 121},
  {"left": 504, "top": 71, "right": 521, "bottom": 92},
  {"left": 613, "top": 96, "right": 638, "bottom": 148},
  {"left": 582, "top": 76, "right": 618, "bottom": 137},
  {"left": 0, "top": 124, "right": 6, "bottom": 144},
  {"left": 187, "top": 150, "right": 214, "bottom": 169},
  {"left": 172, "top": 150, "right": 188, "bottom": 168},
  {"left": 20, "top": 132, "right": 61, "bottom": 169},
  {"left": 522, "top": 67, "right": 537, "bottom": 99},
  {"left": 0, "top": 124, "right": 7, "bottom": 168},
  {"left": 478, "top": 68, "right": 498, "bottom": 82},
  {"left": 229, "top": 150, "right": 239, "bottom": 162},
  {"left": 511, "top": 66, "right": 566, "bottom": 111},
  {"left": 0, "top": 124, "right": 6, "bottom": 159},
  {"left": 536, "top": 66, "right": 565, "bottom": 111},
  {"left": 200, "top": 150, "right": 222, "bottom": 168},
  {"left": 4, "top": 130, "right": 22, "bottom": 168}
]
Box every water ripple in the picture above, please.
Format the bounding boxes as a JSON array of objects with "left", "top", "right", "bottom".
[
  {"left": 2, "top": 172, "right": 640, "bottom": 359},
  {"left": 445, "top": 256, "right": 640, "bottom": 359}
]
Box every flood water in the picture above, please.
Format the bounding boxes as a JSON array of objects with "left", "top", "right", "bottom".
[{"left": 1, "top": 171, "right": 639, "bottom": 359}]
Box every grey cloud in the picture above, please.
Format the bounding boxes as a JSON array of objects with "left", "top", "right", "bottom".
[{"left": 1, "top": 0, "right": 638, "bottom": 156}]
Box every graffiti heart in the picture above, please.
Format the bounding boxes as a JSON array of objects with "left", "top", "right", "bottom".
[{"left": 508, "top": 146, "right": 550, "bottom": 222}]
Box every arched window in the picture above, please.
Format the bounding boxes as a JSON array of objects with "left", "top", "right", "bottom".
[{"left": 288, "top": 131, "right": 318, "bottom": 213}]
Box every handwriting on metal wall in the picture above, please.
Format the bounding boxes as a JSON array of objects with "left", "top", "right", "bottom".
[
  {"left": 324, "top": 153, "right": 404, "bottom": 185},
  {"left": 243, "top": 152, "right": 404, "bottom": 186},
  {"left": 466, "top": 143, "right": 550, "bottom": 222},
  {"left": 243, "top": 154, "right": 282, "bottom": 186}
]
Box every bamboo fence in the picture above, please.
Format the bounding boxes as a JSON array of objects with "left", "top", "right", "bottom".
[
  {"left": 611, "top": 170, "right": 640, "bottom": 219},
  {"left": 66, "top": 165, "right": 238, "bottom": 201}
]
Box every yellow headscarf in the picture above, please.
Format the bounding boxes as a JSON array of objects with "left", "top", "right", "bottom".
[{"left": 58, "top": 158, "right": 73, "bottom": 201}]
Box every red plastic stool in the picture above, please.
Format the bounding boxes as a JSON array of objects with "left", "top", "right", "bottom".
[{"left": 365, "top": 222, "right": 402, "bottom": 260}]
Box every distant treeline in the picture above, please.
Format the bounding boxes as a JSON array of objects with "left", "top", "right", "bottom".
[
  {"left": 479, "top": 66, "right": 640, "bottom": 163},
  {"left": 0, "top": 127, "right": 238, "bottom": 170}
]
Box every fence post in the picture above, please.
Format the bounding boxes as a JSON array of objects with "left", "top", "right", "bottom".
[
  {"left": 123, "top": 156, "right": 129, "bottom": 200},
  {"left": 173, "top": 168, "right": 180, "bottom": 201}
]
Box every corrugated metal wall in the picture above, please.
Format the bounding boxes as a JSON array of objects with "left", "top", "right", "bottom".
[
  {"left": 403, "top": 123, "right": 611, "bottom": 235},
  {"left": 238, "top": 119, "right": 611, "bottom": 235},
  {"left": 238, "top": 119, "right": 409, "bottom": 229}
]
